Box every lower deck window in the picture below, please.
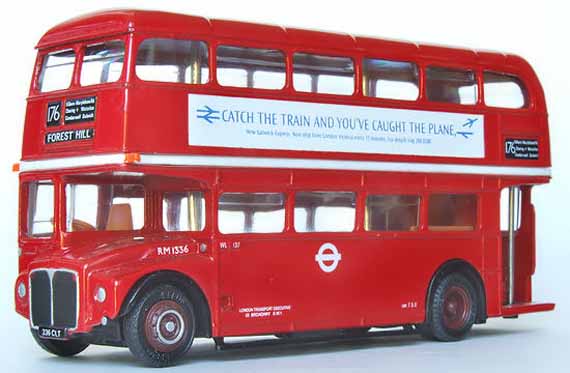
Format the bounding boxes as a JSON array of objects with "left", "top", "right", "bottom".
[
  {"left": 163, "top": 191, "right": 206, "bottom": 231},
  {"left": 218, "top": 193, "right": 285, "bottom": 234},
  {"left": 27, "top": 181, "right": 54, "bottom": 237},
  {"left": 294, "top": 191, "right": 356, "bottom": 232},
  {"left": 428, "top": 194, "right": 477, "bottom": 231},
  {"left": 366, "top": 195, "right": 420, "bottom": 231},
  {"left": 65, "top": 184, "right": 145, "bottom": 232}
]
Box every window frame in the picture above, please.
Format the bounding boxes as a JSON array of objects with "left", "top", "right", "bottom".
[
  {"left": 364, "top": 193, "right": 422, "bottom": 232},
  {"left": 482, "top": 70, "right": 530, "bottom": 110},
  {"left": 361, "top": 57, "right": 420, "bottom": 102},
  {"left": 293, "top": 190, "right": 357, "bottom": 233},
  {"left": 426, "top": 192, "right": 480, "bottom": 232},
  {"left": 424, "top": 65, "right": 480, "bottom": 106},
  {"left": 291, "top": 50, "right": 357, "bottom": 97},
  {"left": 36, "top": 48, "right": 78, "bottom": 93},
  {"left": 215, "top": 44, "right": 287, "bottom": 91},
  {"left": 133, "top": 36, "right": 211, "bottom": 86},
  {"left": 62, "top": 182, "right": 147, "bottom": 233},
  {"left": 161, "top": 190, "right": 208, "bottom": 233},
  {"left": 79, "top": 38, "right": 127, "bottom": 88},
  {"left": 24, "top": 179, "right": 56, "bottom": 239},
  {"left": 216, "top": 190, "right": 287, "bottom": 235}
]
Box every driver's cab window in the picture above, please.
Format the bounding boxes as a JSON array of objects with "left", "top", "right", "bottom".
[
  {"left": 163, "top": 191, "right": 206, "bottom": 232},
  {"left": 65, "top": 184, "right": 145, "bottom": 232},
  {"left": 27, "top": 180, "right": 54, "bottom": 237}
]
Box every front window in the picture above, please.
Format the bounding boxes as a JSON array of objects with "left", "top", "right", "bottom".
[
  {"left": 38, "top": 49, "right": 76, "bottom": 92},
  {"left": 65, "top": 183, "right": 145, "bottom": 232},
  {"left": 80, "top": 40, "right": 125, "bottom": 86},
  {"left": 27, "top": 181, "right": 54, "bottom": 237}
]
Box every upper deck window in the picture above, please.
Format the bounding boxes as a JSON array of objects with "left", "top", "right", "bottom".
[
  {"left": 80, "top": 40, "right": 125, "bottom": 86},
  {"left": 136, "top": 38, "right": 209, "bottom": 84},
  {"left": 362, "top": 59, "right": 419, "bottom": 101},
  {"left": 293, "top": 53, "right": 355, "bottom": 95},
  {"left": 426, "top": 66, "right": 478, "bottom": 105},
  {"left": 38, "top": 49, "right": 76, "bottom": 92},
  {"left": 216, "top": 45, "right": 286, "bottom": 89},
  {"left": 484, "top": 71, "right": 528, "bottom": 109}
]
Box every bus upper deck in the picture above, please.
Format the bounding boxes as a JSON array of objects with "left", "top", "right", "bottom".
[{"left": 19, "top": 10, "right": 549, "bottom": 181}]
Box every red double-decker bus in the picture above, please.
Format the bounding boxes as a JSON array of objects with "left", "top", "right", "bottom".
[{"left": 14, "top": 9, "right": 554, "bottom": 367}]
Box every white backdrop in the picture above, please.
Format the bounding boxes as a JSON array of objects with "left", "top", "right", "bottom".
[{"left": 0, "top": 1, "right": 568, "bottom": 371}]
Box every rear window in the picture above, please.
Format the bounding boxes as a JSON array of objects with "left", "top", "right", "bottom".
[
  {"left": 80, "top": 40, "right": 125, "bottom": 86},
  {"left": 136, "top": 38, "right": 209, "bottom": 84},
  {"left": 38, "top": 49, "right": 76, "bottom": 92}
]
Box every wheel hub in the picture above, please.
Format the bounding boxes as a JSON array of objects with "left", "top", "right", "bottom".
[
  {"left": 442, "top": 286, "right": 471, "bottom": 330},
  {"left": 144, "top": 300, "right": 188, "bottom": 352}
]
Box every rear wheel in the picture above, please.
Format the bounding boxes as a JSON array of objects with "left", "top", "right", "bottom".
[
  {"left": 31, "top": 330, "right": 89, "bottom": 357},
  {"left": 423, "top": 273, "right": 477, "bottom": 341},
  {"left": 123, "top": 285, "right": 195, "bottom": 367}
]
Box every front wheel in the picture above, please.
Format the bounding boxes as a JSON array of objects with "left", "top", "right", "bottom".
[
  {"left": 31, "top": 330, "right": 89, "bottom": 357},
  {"left": 123, "top": 284, "right": 196, "bottom": 367},
  {"left": 423, "top": 273, "right": 477, "bottom": 341}
]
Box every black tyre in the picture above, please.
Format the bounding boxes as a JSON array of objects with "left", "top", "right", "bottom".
[
  {"left": 31, "top": 330, "right": 89, "bottom": 357},
  {"left": 423, "top": 273, "right": 477, "bottom": 341},
  {"left": 123, "top": 284, "right": 196, "bottom": 367}
]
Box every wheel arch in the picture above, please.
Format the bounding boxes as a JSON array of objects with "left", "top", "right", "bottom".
[
  {"left": 424, "top": 259, "right": 487, "bottom": 324},
  {"left": 118, "top": 270, "right": 212, "bottom": 338}
]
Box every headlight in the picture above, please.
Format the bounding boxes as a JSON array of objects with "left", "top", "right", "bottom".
[
  {"left": 94, "top": 287, "right": 107, "bottom": 303},
  {"left": 17, "top": 282, "right": 27, "bottom": 298}
]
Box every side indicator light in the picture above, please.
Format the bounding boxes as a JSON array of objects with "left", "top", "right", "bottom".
[{"left": 12, "top": 163, "right": 20, "bottom": 172}]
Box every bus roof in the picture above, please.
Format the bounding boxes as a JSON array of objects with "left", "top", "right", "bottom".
[{"left": 37, "top": 9, "right": 524, "bottom": 68}]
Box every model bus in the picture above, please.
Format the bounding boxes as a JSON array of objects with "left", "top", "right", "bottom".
[{"left": 14, "top": 9, "right": 554, "bottom": 367}]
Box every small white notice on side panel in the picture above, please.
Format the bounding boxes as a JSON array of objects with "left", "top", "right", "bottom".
[{"left": 188, "top": 94, "right": 485, "bottom": 158}]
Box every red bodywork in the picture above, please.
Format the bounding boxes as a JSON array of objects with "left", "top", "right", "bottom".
[{"left": 15, "top": 10, "right": 554, "bottom": 340}]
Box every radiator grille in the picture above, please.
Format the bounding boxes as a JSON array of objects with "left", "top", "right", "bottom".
[{"left": 30, "top": 269, "right": 78, "bottom": 329}]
